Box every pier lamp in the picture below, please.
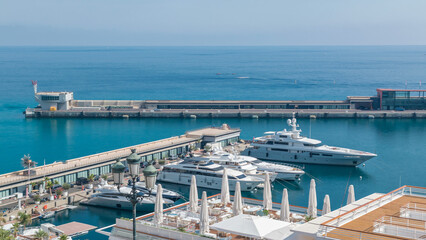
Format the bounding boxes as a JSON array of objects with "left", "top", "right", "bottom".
[
  {"left": 111, "top": 159, "right": 125, "bottom": 186},
  {"left": 126, "top": 149, "right": 141, "bottom": 177},
  {"left": 143, "top": 163, "right": 157, "bottom": 191},
  {"left": 111, "top": 149, "right": 157, "bottom": 240}
]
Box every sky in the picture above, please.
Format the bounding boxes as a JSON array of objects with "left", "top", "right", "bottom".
[{"left": 1, "top": 0, "right": 426, "bottom": 46}]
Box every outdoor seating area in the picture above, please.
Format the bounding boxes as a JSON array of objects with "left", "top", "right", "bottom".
[{"left": 109, "top": 173, "right": 328, "bottom": 240}]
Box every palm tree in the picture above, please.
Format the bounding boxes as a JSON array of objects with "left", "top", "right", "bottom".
[
  {"left": 0, "top": 216, "right": 6, "bottom": 226},
  {"left": 87, "top": 174, "right": 95, "bottom": 183},
  {"left": 21, "top": 154, "right": 37, "bottom": 169},
  {"left": 18, "top": 212, "right": 32, "bottom": 231},
  {"left": 0, "top": 228, "right": 13, "bottom": 240},
  {"left": 45, "top": 180, "right": 54, "bottom": 197},
  {"left": 101, "top": 174, "right": 108, "bottom": 181},
  {"left": 12, "top": 222, "right": 20, "bottom": 237},
  {"left": 35, "top": 229, "right": 48, "bottom": 240},
  {"left": 59, "top": 234, "right": 68, "bottom": 240}
]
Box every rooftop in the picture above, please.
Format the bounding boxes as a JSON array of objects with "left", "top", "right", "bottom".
[
  {"left": 36, "top": 91, "right": 72, "bottom": 95},
  {"left": 309, "top": 185, "right": 426, "bottom": 240},
  {"left": 186, "top": 125, "right": 240, "bottom": 138}
]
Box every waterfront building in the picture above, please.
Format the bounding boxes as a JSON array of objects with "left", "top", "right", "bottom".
[
  {"left": 0, "top": 126, "right": 240, "bottom": 199},
  {"left": 377, "top": 89, "right": 426, "bottom": 110}
]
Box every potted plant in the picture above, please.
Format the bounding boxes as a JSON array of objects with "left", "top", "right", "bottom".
[
  {"left": 62, "top": 183, "right": 70, "bottom": 197},
  {"left": 32, "top": 194, "right": 41, "bottom": 205},
  {"left": 45, "top": 180, "right": 54, "bottom": 201},
  {"left": 56, "top": 189, "right": 63, "bottom": 198},
  {"left": 87, "top": 174, "right": 95, "bottom": 189},
  {"left": 101, "top": 174, "right": 108, "bottom": 185}
]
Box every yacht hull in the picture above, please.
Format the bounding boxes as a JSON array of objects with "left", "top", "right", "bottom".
[
  {"left": 158, "top": 172, "right": 261, "bottom": 191},
  {"left": 242, "top": 148, "right": 374, "bottom": 166},
  {"left": 81, "top": 196, "right": 173, "bottom": 211}
]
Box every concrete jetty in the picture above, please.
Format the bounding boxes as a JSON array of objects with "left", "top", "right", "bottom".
[
  {"left": 0, "top": 126, "right": 240, "bottom": 200},
  {"left": 24, "top": 84, "right": 426, "bottom": 118},
  {"left": 24, "top": 108, "right": 426, "bottom": 119}
]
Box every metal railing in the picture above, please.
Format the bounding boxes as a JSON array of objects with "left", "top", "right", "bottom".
[{"left": 318, "top": 185, "right": 426, "bottom": 239}]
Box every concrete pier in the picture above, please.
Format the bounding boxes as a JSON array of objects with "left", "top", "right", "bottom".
[
  {"left": 0, "top": 126, "right": 240, "bottom": 199},
  {"left": 25, "top": 108, "right": 426, "bottom": 119}
]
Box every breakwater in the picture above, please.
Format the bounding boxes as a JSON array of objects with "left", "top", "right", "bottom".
[{"left": 24, "top": 108, "right": 426, "bottom": 119}]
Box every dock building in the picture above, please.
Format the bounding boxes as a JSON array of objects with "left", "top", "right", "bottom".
[{"left": 0, "top": 126, "right": 240, "bottom": 200}]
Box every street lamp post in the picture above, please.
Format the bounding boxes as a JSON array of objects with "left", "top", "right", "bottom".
[{"left": 111, "top": 149, "right": 157, "bottom": 240}]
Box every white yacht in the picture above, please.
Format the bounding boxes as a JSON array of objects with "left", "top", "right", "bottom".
[
  {"left": 158, "top": 159, "right": 264, "bottom": 191},
  {"left": 81, "top": 185, "right": 174, "bottom": 211},
  {"left": 213, "top": 151, "right": 305, "bottom": 181},
  {"left": 191, "top": 154, "right": 278, "bottom": 182},
  {"left": 241, "top": 114, "right": 377, "bottom": 166}
]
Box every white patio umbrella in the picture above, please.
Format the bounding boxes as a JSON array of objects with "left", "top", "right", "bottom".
[
  {"left": 322, "top": 194, "right": 331, "bottom": 215},
  {"left": 263, "top": 173, "right": 272, "bottom": 210},
  {"left": 233, "top": 181, "right": 243, "bottom": 216},
  {"left": 188, "top": 175, "right": 198, "bottom": 213},
  {"left": 153, "top": 184, "right": 164, "bottom": 225},
  {"left": 200, "top": 191, "right": 210, "bottom": 235},
  {"left": 307, "top": 179, "right": 317, "bottom": 217},
  {"left": 347, "top": 185, "right": 355, "bottom": 205},
  {"left": 221, "top": 168, "right": 230, "bottom": 205},
  {"left": 280, "top": 188, "right": 290, "bottom": 222},
  {"left": 39, "top": 184, "right": 43, "bottom": 194}
]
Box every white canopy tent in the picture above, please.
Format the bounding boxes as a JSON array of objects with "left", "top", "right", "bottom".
[{"left": 211, "top": 214, "right": 291, "bottom": 239}]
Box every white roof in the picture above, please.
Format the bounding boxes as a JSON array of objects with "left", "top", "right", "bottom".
[{"left": 211, "top": 214, "right": 290, "bottom": 239}]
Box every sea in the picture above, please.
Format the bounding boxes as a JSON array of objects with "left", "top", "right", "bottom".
[{"left": 0, "top": 46, "right": 425, "bottom": 239}]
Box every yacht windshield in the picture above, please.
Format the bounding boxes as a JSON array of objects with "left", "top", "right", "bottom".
[{"left": 235, "top": 174, "right": 246, "bottom": 179}]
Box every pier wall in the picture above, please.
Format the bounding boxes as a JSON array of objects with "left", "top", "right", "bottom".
[{"left": 25, "top": 109, "right": 426, "bottom": 119}]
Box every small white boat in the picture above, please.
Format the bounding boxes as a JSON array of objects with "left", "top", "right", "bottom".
[
  {"left": 81, "top": 185, "right": 174, "bottom": 211},
  {"left": 39, "top": 211, "right": 55, "bottom": 219}
]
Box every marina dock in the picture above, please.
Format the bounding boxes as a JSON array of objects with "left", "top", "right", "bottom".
[{"left": 0, "top": 126, "right": 240, "bottom": 200}]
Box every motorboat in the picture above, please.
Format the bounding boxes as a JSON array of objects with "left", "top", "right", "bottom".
[
  {"left": 189, "top": 155, "right": 278, "bottom": 182},
  {"left": 39, "top": 211, "right": 55, "bottom": 219},
  {"left": 241, "top": 113, "right": 377, "bottom": 166},
  {"left": 212, "top": 151, "right": 304, "bottom": 181},
  {"left": 81, "top": 185, "right": 174, "bottom": 211},
  {"left": 158, "top": 159, "right": 264, "bottom": 191},
  {"left": 132, "top": 181, "right": 183, "bottom": 202}
]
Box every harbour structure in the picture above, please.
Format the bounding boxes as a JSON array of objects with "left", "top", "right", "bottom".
[
  {"left": 97, "top": 185, "right": 425, "bottom": 239},
  {"left": 24, "top": 83, "right": 426, "bottom": 118},
  {"left": 0, "top": 126, "right": 240, "bottom": 200}
]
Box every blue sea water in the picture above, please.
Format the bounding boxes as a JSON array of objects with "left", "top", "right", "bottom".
[{"left": 0, "top": 46, "right": 426, "bottom": 239}]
